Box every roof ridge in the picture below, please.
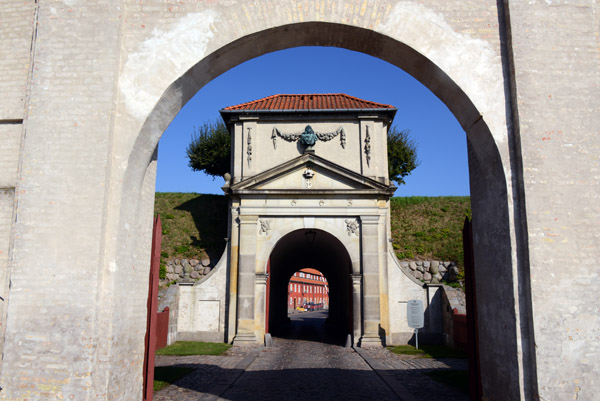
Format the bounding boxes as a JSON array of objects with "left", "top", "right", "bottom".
[{"left": 221, "top": 93, "right": 395, "bottom": 111}]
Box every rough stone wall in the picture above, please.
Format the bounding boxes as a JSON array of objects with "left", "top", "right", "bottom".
[
  {"left": 398, "top": 260, "right": 460, "bottom": 284},
  {"left": 161, "top": 257, "right": 214, "bottom": 284}
]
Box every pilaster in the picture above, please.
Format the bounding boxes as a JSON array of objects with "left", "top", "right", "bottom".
[
  {"left": 359, "top": 215, "right": 383, "bottom": 347},
  {"left": 233, "top": 214, "right": 259, "bottom": 345},
  {"left": 254, "top": 272, "right": 269, "bottom": 343},
  {"left": 351, "top": 273, "right": 363, "bottom": 344},
  {"left": 226, "top": 203, "right": 240, "bottom": 343}
]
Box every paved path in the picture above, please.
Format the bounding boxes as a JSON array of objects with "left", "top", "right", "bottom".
[{"left": 155, "top": 312, "right": 468, "bottom": 401}]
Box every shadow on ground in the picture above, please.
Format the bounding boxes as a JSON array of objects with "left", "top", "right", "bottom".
[
  {"left": 153, "top": 311, "right": 469, "bottom": 401},
  {"left": 153, "top": 364, "right": 468, "bottom": 401},
  {"left": 270, "top": 310, "right": 348, "bottom": 346}
]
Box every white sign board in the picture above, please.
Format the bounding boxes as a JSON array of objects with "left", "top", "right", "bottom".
[{"left": 407, "top": 300, "right": 424, "bottom": 329}]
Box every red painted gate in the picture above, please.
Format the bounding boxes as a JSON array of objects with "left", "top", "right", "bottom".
[
  {"left": 155, "top": 307, "right": 170, "bottom": 350},
  {"left": 143, "top": 215, "right": 161, "bottom": 401},
  {"left": 452, "top": 308, "right": 468, "bottom": 352},
  {"left": 265, "top": 258, "right": 270, "bottom": 334}
]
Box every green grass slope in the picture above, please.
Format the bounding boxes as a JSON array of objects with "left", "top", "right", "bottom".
[
  {"left": 154, "top": 193, "right": 228, "bottom": 262},
  {"left": 390, "top": 196, "right": 471, "bottom": 268},
  {"left": 154, "top": 193, "right": 471, "bottom": 269}
]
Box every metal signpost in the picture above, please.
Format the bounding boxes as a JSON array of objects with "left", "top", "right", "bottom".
[{"left": 407, "top": 299, "right": 424, "bottom": 349}]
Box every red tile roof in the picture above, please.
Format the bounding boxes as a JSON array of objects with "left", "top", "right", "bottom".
[{"left": 221, "top": 94, "right": 396, "bottom": 111}]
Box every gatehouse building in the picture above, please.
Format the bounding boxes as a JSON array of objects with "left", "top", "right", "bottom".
[{"left": 173, "top": 94, "right": 443, "bottom": 348}]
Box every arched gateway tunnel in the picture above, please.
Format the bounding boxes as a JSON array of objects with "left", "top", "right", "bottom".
[{"left": 267, "top": 229, "right": 352, "bottom": 342}]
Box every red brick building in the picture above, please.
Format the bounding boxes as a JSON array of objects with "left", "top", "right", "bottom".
[{"left": 287, "top": 268, "right": 329, "bottom": 312}]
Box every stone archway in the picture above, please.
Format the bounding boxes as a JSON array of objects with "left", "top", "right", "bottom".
[
  {"left": 114, "top": 20, "right": 527, "bottom": 399},
  {"left": 1, "top": 3, "right": 542, "bottom": 400},
  {"left": 113, "top": 23, "right": 521, "bottom": 399}
]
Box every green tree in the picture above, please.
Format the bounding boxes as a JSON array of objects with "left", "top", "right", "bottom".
[
  {"left": 186, "top": 120, "right": 231, "bottom": 178},
  {"left": 387, "top": 127, "right": 419, "bottom": 186},
  {"left": 186, "top": 120, "right": 419, "bottom": 186}
]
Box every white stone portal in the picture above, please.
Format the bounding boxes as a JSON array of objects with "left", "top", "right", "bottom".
[
  {"left": 173, "top": 95, "right": 450, "bottom": 348},
  {"left": 213, "top": 94, "right": 405, "bottom": 346}
]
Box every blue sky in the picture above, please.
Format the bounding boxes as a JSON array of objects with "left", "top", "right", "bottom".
[{"left": 156, "top": 46, "right": 469, "bottom": 197}]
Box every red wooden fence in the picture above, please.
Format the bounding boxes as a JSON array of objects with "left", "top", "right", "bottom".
[
  {"left": 452, "top": 308, "right": 468, "bottom": 352},
  {"left": 155, "top": 307, "right": 170, "bottom": 350}
]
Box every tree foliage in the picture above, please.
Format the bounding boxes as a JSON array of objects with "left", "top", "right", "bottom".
[
  {"left": 387, "top": 126, "right": 419, "bottom": 186},
  {"left": 186, "top": 120, "right": 419, "bottom": 186},
  {"left": 186, "top": 120, "right": 231, "bottom": 178}
]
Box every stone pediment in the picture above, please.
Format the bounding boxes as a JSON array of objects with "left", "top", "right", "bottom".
[{"left": 229, "top": 153, "right": 395, "bottom": 196}]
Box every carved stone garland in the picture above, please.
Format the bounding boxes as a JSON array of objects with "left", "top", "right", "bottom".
[
  {"left": 271, "top": 125, "right": 346, "bottom": 150},
  {"left": 247, "top": 127, "right": 252, "bottom": 166},
  {"left": 364, "top": 125, "right": 371, "bottom": 167}
]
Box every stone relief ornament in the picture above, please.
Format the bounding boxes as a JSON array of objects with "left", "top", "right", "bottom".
[
  {"left": 246, "top": 127, "right": 252, "bottom": 166},
  {"left": 364, "top": 125, "right": 371, "bottom": 167},
  {"left": 345, "top": 219, "right": 359, "bottom": 236},
  {"left": 271, "top": 125, "right": 346, "bottom": 151},
  {"left": 300, "top": 125, "right": 318, "bottom": 148},
  {"left": 303, "top": 167, "right": 315, "bottom": 188},
  {"left": 259, "top": 219, "right": 271, "bottom": 235}
]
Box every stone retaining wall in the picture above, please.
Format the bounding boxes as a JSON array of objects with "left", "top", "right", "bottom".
[
  {"left": 161, "top": 258, "right": 213, "bottom": 286},
  {"left": 398, "top": 260, "right": 460, "bottom": 284}
]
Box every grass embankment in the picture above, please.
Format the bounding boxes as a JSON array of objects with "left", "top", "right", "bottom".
[
  {"left": 154, "top": 193, "right": 470, "bottom": 271},
  {"left": 154, "top": 341, "right": 232, "bottom": 392},
  {"left": 390, "top": 196, "right": 470, "bottom": 270},
  {"left": 154, "top": 193, "right": 228, "bottom": 277}
]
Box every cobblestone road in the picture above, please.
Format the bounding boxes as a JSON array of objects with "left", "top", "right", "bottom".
[{"left": 155, "top": 312, "right": 469, "bottom": 401}]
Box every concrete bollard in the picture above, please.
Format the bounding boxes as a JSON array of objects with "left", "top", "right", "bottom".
[{"left": 264, "top": 333, "right": 273, "bottom": 348}]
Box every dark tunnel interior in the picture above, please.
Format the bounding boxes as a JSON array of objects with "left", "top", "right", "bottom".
[{"left": 267, "top": 229, "right": 354, "bottom": 343}]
